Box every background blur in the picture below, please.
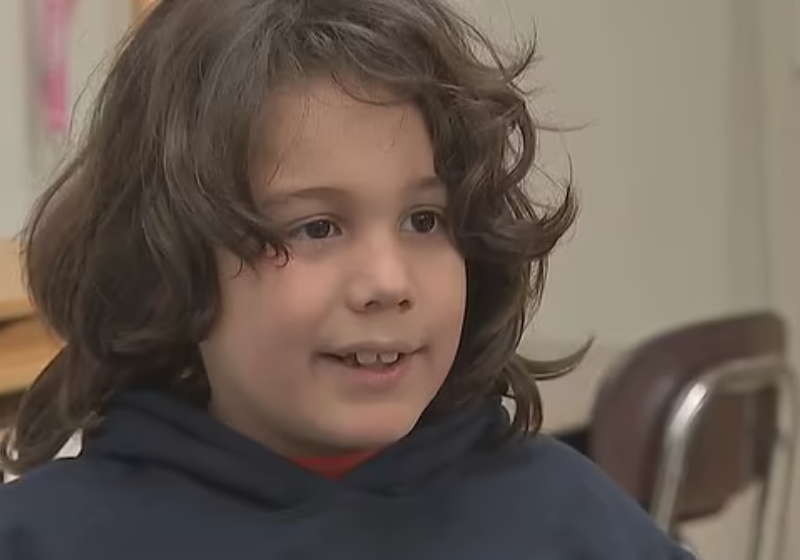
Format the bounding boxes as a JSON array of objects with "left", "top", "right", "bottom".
[{"left": 1, "top": 1, "right": 798, "bottom": 559}]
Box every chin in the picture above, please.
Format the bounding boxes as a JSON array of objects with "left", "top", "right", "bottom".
[{"left": 322, "top": 405, "right": 425, "bottom": 451}]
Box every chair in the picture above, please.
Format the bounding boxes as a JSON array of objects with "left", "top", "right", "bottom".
[{"left": 587, "top": 312, "right": 798, "bottom": 560}]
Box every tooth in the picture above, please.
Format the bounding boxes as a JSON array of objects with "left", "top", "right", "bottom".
[
  {"left": 355, "top": 352, "right": 378, "bottom": 365},
  {"left": 380, "top": 352, "right": 399, "bottom": 364}
]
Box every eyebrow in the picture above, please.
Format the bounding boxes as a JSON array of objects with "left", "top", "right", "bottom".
[{"left": 264, "top": 176, "right": 447, "bottom": 206}]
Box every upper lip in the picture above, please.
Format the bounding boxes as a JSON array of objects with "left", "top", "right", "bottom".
[{"left": 323, "top": 341, "right": 421, "bottom": 357}]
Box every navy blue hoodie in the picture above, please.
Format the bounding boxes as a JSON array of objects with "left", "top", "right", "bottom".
[{"left": 0, "top": 391, "right": 693, "bottom": 559}]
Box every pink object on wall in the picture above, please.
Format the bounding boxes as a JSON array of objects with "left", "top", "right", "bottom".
[{"left": 43, "top": 0, "right": 78, "bottom": 134}]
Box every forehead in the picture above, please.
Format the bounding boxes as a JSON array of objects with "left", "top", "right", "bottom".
[{"left": 255, "top": 78, "right": 435, "bottom": 194}]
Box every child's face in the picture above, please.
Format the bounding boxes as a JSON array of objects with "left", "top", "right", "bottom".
[{"left": 200, "top": 79, "right": 467, "bottom": 457}]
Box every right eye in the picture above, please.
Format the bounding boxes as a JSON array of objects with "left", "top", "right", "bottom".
[{"left": 288, "top": 219, "right": 342, "bottom": 242}]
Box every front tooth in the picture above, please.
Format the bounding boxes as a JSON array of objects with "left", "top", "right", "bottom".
[
  {"left": 379, "top": 352, "right": 399, "bottom": 364},
  {"left": 355, "top": 352, "right": 378, "bottom": 365}
]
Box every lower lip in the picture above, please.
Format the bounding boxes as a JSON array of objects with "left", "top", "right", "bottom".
[{"left": 321, "top": 353, "right": 415, "bottom": 390}]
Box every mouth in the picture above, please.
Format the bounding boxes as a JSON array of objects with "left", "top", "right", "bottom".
[{"left": 323, "top": 351, "right": 411, "bottom": 371}]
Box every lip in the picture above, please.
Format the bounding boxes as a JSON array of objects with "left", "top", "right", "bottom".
[
  {"left": 322, "top": 340, "right": 421, "bottom": 357},
  {"left": 318, "top": 351, "right": 418, "bottom": 392}
]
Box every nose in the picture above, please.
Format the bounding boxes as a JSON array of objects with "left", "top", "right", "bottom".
[{"left": 345, "top": 234, "right": 414, "bottom": 314}]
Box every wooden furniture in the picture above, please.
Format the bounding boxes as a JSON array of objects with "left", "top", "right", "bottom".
[
  {"left": 0, "top": 238, "right": 61, "bottom": 401},
  {"left": 0, "top": 239, "right": 33, "bottom": 322},
  {"left": 0, "top": 318, "right": 62, "bottom": 396}
]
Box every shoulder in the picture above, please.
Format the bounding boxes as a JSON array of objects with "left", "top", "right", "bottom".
[
  {"left": 511, "top": 435, "right": 644, "bottom": 512},
  {"left": 481, "top": 434, "right": 695, "bottom": 559},
  {"left": 0, "top": 458, "right": 149, "bottom": 560}
]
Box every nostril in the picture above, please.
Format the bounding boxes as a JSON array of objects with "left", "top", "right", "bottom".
[{"left": 361, "top": 296, "right": 413, "bottom": 312}]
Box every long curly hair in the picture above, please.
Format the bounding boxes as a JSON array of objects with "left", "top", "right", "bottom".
[{"left": 1, "top": 0, "right": 581, "bottom": 475}]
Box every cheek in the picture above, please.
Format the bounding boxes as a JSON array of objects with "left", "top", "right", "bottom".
[
  {"left": 433, "top": 249, "right": 467, "bottom": 301},
  {"left": 216, "top": 259, "right": 334, "bottom": 351},
  {"left": 260, "top": 259, "right": 339, "bottom": 327},
  {"left": 423, "top": 250, "right": 467, "bottom": 330},
  {"left": 204, "top": 261, "right": 334, "bottom": 396}
]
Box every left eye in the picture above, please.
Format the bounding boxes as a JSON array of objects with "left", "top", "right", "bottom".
[
  {"left": 402, "top": 210, "right": 442, "bottom": 234},
  {"left": 286, "top": 218, "right": 343, "bottom": 243}
]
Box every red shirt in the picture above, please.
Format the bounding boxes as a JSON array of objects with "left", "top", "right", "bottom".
[{"left": 293, "top": 451, "right": 376, "bottom": 479}]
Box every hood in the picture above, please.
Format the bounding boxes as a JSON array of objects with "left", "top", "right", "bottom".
[{"left": 81, "top": 390, "right": 509, "bottom": 510}]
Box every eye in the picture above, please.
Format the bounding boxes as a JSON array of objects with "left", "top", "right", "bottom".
[
  {"left": 402, "top": 210, "right": 444, "bottom": 234},
  {"left": 289, "top": 219, "right": 342, "bottom": 241}
]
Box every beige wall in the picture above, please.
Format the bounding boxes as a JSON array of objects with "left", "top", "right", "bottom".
[
  {"left": 0, "top": 0, "right": 34, "bottom": 236},
  {"left": 0, "top": 0, "right": 131, "bottom": 237},
  {"left": 458, "top": 1, "right": 799, "bottom": 558},
  {"left": 457, "top": 0, "right": 771, "bottom": 349},
  {"left": 756, "top": 0, "right": 800, "bottom": 555}
]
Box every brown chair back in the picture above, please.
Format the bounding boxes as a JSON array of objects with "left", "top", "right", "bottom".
[{"left": 588, "top": 312, "right": 783, "bottom": 521}]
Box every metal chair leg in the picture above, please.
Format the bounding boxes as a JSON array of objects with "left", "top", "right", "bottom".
[
  {"left": 650, "top": 381, "right": 712, "bottom": 531},
  {"left": 651, "top": 357, "right": 797, "bottom": 560},
  {"left": 768, "top": 369, "right": 798, "bottom": 560}
]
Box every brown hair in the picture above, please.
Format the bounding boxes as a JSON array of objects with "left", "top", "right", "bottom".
[{"left": 1, "top": 0, "right": 581, "bottom": 475}]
